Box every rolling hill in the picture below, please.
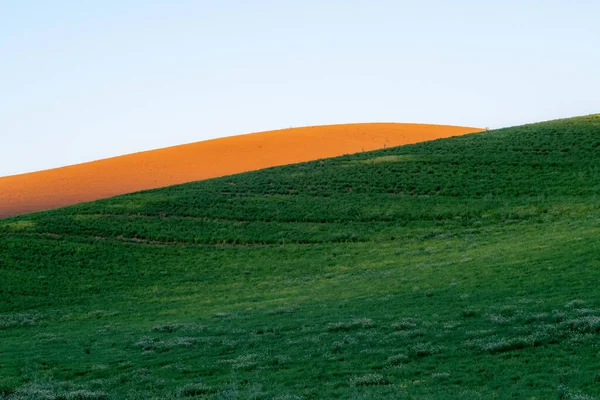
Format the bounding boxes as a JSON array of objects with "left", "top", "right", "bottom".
[
  {"left": 1, "top": 115, "right": 600, "bottom": 399},
  {"left": 0, "top": 123, "right": 481, "bottom": 219}
]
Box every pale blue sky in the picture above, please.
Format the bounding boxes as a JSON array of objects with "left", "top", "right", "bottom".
[{"left": 1, "top": 1, "right": 599, "bottom": 176}]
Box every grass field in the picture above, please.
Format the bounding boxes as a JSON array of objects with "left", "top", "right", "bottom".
[{"left": 1, "top": 114, "right": 599, "bottom": 399}]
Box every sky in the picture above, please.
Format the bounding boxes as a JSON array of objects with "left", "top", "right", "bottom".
[{"left": 1, "top": 1, "right": 599, "bottom": 177}]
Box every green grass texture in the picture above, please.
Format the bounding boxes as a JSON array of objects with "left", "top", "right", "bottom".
[{"left": 1, "top": 114, "right": 600, "bottom": 399}]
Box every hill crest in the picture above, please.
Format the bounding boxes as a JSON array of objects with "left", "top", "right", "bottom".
[{"left": 0, "top": 122, "right": 481, "bottom": 218}]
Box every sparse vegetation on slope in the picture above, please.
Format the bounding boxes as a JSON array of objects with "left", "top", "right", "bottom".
[{"left": 1, "top": 115, "right": 599, "bottom": 399}]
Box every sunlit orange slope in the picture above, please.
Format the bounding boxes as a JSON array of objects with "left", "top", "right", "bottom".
[{"left": 0, "top": 123, "right": 482, "bottom": 218}]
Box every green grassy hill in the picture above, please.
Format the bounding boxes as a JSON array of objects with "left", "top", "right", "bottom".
[{"left": 1, "top": 114, "right": 600, "bottom": 399}]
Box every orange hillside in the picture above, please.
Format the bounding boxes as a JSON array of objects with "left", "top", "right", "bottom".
[{"left": 0, "top": 123, "right": 482, "bottom": 218}]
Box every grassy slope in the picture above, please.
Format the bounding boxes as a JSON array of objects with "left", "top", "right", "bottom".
[{"left": 1, "top": 114, "right": 600, "bottom": 399}]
